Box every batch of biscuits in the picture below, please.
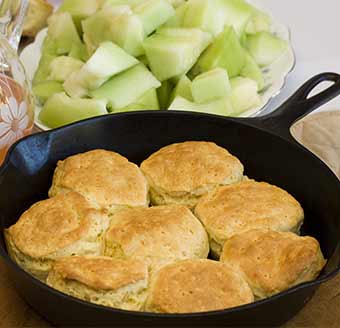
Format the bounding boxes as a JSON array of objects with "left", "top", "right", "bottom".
[{"left": 5, "top": 141, "right": 326, "bottom": 314}]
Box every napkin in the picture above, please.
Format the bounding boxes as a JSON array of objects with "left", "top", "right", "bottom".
[{"left": 291, "top": 109, "right": 340, "bottom": 178}]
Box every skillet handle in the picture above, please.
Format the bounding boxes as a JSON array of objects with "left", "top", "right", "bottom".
[{"left": 257, "top": 72, "right": 340, "bottom": 140}]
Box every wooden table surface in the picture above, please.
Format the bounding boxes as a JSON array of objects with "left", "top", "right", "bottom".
[{"left": 0, "top": 258, "right": 339, "bottom": 328}]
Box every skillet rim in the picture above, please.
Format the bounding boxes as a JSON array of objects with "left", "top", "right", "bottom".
[{"left": 0, "top": 110, "right": 340, "bottom": 318}]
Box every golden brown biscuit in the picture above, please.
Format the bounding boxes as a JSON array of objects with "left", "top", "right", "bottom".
[
  {"left": 47, "top": 256, "right": 148, "bottom": 311},
  {"left": 195, "top": 180, "right": 304, "bottom": 258},
  {"left": 104, "top": 205, "right": 209, "bottom": 272},
  {"left": 140, "top": 141, "right": 244, "bottom": 209},
  {"left": 5, "top": 192, "right": 110, "bottom": 280},
  {"left": 145, "top": 259, "right": 254, "bottom": 313},
  {"left": 49, "top": 149, "right": 149, "bottom": 214},
  {"left": 220, "top": 229, "right": 326, "bottom": 299}
]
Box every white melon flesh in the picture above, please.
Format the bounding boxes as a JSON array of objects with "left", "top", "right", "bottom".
[
  {"left": 183, "top": 0, "right": 226, "bottom": 37},
  {"left": 191, "top": 68, "right": 231, "bottom": 103},
  {"left": 196, "top": 26, "right": 246, "bottom": 78},
  {"left": 48, "top": 56, "right": 84, "bottom": 82},
  {"left": 144, "top": 28, "right": 212, "bottom": 81},
  {"left": 169, "top": 96, "right": 234, "bottom": 116},
  {"left": 39, "top": 92, "right": 108, "bottom": 128},
  {"left": 245, "top": 31, "right": 288, "bottom": 67},
  {"left": 230, "top": 77, "right": 261, "bottom": 114},
  {"left": 47, "top": 13, "right": 82, "bottom": 55},
  {"left": 64, "top": 41, "right": 138, "bottom": 98},
  {"left": 90, "top": 64, "right": 161, "bottom": 110},
  {"left": 134, "top": 0, "right": 175, "bottom": 36}
]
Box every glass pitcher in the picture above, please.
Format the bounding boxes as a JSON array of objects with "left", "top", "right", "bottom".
[{"left": 0, "top": 0, "right": 34, "bottom": 164}]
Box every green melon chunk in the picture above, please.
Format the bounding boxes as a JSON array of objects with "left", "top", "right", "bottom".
[
  {"left": 117, "top": 88, "right": 160, "bottom": 112},
  {"left": 109, "top": 13, "right": 145, "bottom": 57},
  {"left": 82, "top": 5, "right": 132, "bottom": 54},
  {"left": 170, "top": 75, "right": 193, "bottom": 103},
  {"left": 64, "top": 41, "right": 138, "bottom": 98},
  {"left": 169, "top": 96, "right": 234, "bottom": 116},
  {"left": 157, "top": 80, "right": 174, "bottom": 109},
  {"left": 39, "top": 92, "right": 108, "bottom": 128},
  {"left": 191, "top": 68, "right": 231, "bottom": 103},
  {"left": 100, "top": 0, "right": 144, "bottom": 7},
  {"left": 47, "top": 13, "right": 82, "bottom": 56},
  {"left": 219, "top": 0, "right": 254, "bottom": 37},
  {"left": 169, "top": 0, "right": 185, "bottom": 8},
  {"left": 69, "top": 42, "right": 89, "bottom": 61},
  {"left": 230, "top": 77, "right": 261, "bottom": 114},
  {"left": 196, "top": 26, "right": 246, "bottom": 78},
  {"left": 144, "top": 28, "right": 212, "bottom": 81},
  {"left": 48, "top": 56, "right": 84, "bottom": 82},
  {"left": 41, "top": 36, "right": 57, "bottom": 56},
  {"left": 241, "top": 53, "right": 265, "bottom": 91},
  {"left": 90, "top": 64, "right": 161, "bottom": 110},
  {"left": 162, "top": 2, "right": 188, "bottom": 28},
  {"left": 33, "top": 54, "right": 57, "bottom": 85},
  {"left": 183, "top": 0, "right": 226, "bottom": 37},
  {"left": 134, "top": 0, "right": 175, "bottom": 36},
  {"left": 246, "top": 8, "right": 272, "bottom": 34},
  {"left": 57, "top": 0, "right": 99, "bottom": 32},
  {"left": 245, "top": 31, "right": 288, "bottom": 67},
  {"left": 33, "top": 81, "right": 64, "bottom": 104}
]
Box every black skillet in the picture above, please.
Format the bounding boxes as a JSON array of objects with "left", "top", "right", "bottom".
[{"left": 1, "top": 72, "right": 340, "bottom": 327}]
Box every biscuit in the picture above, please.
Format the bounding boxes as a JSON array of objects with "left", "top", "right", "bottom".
[
  {"left": 5, "top": 192, "right": 110, "bottom": 280},
  {"left": 145, "top": 259, "right": 254, "bottom": 313},
  {"left": 140, "top": 142, "right": 244, "bottom": 209},
  {"left": 104, "top": 205, "right": 209, "bottom": 273},
  {"left": 220, "top": 229, "right": 326, "bottom": 299},
  {"left": 195, "top": 180, "right": 304, "bottom": 258},
  {"left": 47, "top": 256, "right": 148, "bottom": 311},
  {"left": 49, "top": 149, "right": 149, "bottom": 214}
]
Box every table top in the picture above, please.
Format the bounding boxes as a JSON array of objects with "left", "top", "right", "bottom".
[{"left": 1, "top": 257, "right": 339, "bottom": 327}]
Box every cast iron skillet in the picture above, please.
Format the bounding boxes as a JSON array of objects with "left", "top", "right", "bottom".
[{"left": 1, "top": 73, "right": 340, "bottom": 327}]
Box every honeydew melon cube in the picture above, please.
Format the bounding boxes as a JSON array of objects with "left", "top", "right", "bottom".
[
  {"left": 69, "top": 42, "right": 89, "bottom": 61},
  {"left": 241, "top": 53, "right": 265, "bottom": 91},
  {"left": 33, "top": 54, "right": 57, "bottom": 85},
  {"left": 183, "top": 0, "right": 226, "bottom": 37},
  {"left": 48, "top": 56, "right": 84, "bottom": 82},
  {"left": 245, "top": 31, "right": 288, "bottom": 67},
  {"left": 108, "top": 13, "right": 145, "bottom": 57},
  {"left": 196, "top": 26, "right": 246, "bottom": 78},
  {"left": 170, "top": 75, "right": 193, "bottom": 103},
  {"left": 169, "top": 0, "right": 185, "bottom": 8},
  {"left": 82, "top": 6, "right": 132, "bottom": 54},
  {"left": 90, "top": 64, "right": 161, "bottom": 110},
  {"left": 41, "top": 36, "right": 57, "bottom": 56},
  {"left": 133, "top": 0, "right": 175, "bottom": 36},
  {"left": 144, "top": 29, "right": 212, "bottom": 81},
  {"left": 64, "top": 41, "right": 138, "bottom": 98},
  {"left": 47, "top": 13, "right": 82, "bottom": 55},
  {"left": 230, "top": 77, "right": 261, "bottom": 114},
  {"left": 169, "top": 96, "right": 234, "bottom": 116},
  {"left": 157, "top": 80, "right": 174, "bottom": 109},
  {"left": 33, "top": 81, "right": 64, "bottom": 104},
  {"left": 246, "top": 8, "right": 272, "bottom": 34},
  {"left": 39, "top": 92, "right": 108, "bottom": 128},
  {"left": 57, "top": 0, "right": 99, "bottom": 32},
  {"left": 219, "top": 0, "right": 254, "bottom": 37},
  {"left": 100, "top": 0, "right": 144, "bottom": 7},
  {"left": 117, "top": 88, "right": 160, "bottom": 112},
  {"left": 162, "top": 2, "right": 188, "bottom": 28},
  {"left": 191, "top": 68, "right": 231, "bottom": 103}
]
